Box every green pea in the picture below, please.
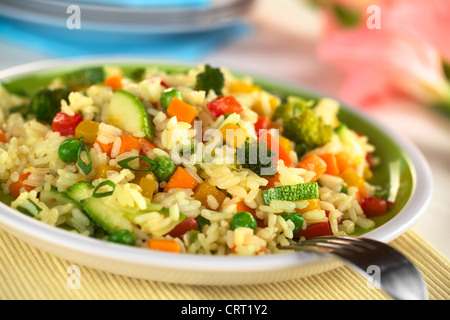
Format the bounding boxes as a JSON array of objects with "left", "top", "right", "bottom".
[
  {"left": 108, "top": 229, "right": 135, "bottom": 246},
  {"left": 152, "top": 156, "right": 176, "bottom": 182},
  {"left": 160, "top": 88, "right": 183, "bottom": 109},
  {"left": 231, "top": 211, "right": 257, "bottom": 231},
  {"left": 58, "top": 138, "right": 82, "bottom": 163},
  {"left": 282, "top": 212, "right": 304, "bottom": 234}
]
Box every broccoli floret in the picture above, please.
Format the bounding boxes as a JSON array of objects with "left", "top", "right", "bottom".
[
  {"left": 194, "top": 65, "right": 224, "bottom": 95},
  {"left": 29, "top": 87, "right": 71, "bottom": 124},
  {"left": 236, "top": 139, "right": 277, "bottom": 176},
  {"left": 128, "top": 68, "right": 146, "bottom": 82},
  {"left": 278, "top": 103, "right": 333, "bottom": 157},
  {"left": 272, "top": 96, "right": 315, "bottom": 123}
]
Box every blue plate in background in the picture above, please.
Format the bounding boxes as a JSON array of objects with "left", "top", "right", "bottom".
[{"left": 0, "top": 0, "right": 255, "bottom": 60}]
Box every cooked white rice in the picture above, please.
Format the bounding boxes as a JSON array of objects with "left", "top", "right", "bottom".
[{"left": 0, "top": 64, "right": 383, "bottom": 256}]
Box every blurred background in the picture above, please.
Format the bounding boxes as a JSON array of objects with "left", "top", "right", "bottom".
[{"left": 0, "top": 0, "right": 449, "bottom": 258}]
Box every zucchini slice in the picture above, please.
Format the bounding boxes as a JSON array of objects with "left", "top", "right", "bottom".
[
  {"left": 262, "top": 182, "right": 319, "bottom": 205},
  {"left": 104, "top": 89, "right": 154, "bottom": 140}
]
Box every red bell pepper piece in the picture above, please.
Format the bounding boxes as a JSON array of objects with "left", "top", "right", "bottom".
[
  {"left": 294, "top": 221, "right": 331, "bottom": 240},
  {"left": 207, "top": 95, "right": 243, "bottom": 118},
  {"left": 254, "top": 117, "right": 272, "bottom": 137},
  {"left": 52, "top": 112, "right": 83, "bottom": 136},
  {"left": 167, "top": 217, "right": 198, "bottom": 238}
]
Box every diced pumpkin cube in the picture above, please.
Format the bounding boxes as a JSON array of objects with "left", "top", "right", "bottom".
[
  {"left": 75, "top": 120, "right": 100, "bottom": 143},
  {"left": 340, "top": 169, "right": 365, "bottom": 189},
  {"left": 96, "top": 164, "right": 120, "bottom": 179},
  {"left": 220, "top": 123, "right": 248, "bottom": 148},
  {"left": 295, "top": 199, "right": 322, "bottom": 214},
  {"left": 193, "top": 182, "right": 228, "bottom": 210},
  {"left": 278, "top": 136, "right": 293, "bottom": 155},
  {"left": 251, "top": 93, "right": 280, "bottom": 118},
  {"left": 229, "top": 82, "right": 261, "bottom": 94},
  {"left": 140, "top": 176, "right": 157, "bottom": 199}
]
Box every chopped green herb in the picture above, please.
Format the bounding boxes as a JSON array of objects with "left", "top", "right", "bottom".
[
  {"left": 195, "top": 216, "right": 210, "bottom": 232},
  {"left": 189, "top": 229, "right": 199, "bottom": 244},
  {"left": 93, "top": 180, "right": 116, "bottom": 198},
  {"left": 117, "top": 155, "right": 158, "bottom": 172},
  {"left": 77, "top": 140, "right": 93, "bottom": 175}
]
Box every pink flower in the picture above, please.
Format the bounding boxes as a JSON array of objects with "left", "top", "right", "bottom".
[{"left": 316, "top": 0, "right": 450, "bottom": 108}]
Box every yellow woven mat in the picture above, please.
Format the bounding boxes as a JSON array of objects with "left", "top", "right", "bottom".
[{"left": 0, "top": 228, "right": 448, "bottom": 300}]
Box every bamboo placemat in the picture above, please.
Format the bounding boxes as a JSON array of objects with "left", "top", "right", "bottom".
[{"left": 0, "top": 228, "right": 448, "bottom": 300}]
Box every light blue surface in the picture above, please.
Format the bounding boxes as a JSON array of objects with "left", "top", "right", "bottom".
[
  {"left": 70, "top": 0, "right": 210, "bottom": 7},
  {"left": 0, "top": 17, "right": 252, "bottom": 61}
]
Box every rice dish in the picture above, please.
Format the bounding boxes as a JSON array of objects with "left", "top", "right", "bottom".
[{"left": 0, "top": 64, "right": 393, "bottom": 256}]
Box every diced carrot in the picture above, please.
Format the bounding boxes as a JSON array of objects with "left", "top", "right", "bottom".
[
  {"left": 319, "top": 153, "right": 340, "bottom": 176},
  {"left": 0, "top": 130, "right": 7, "bottom": 143},
  {"left": 95, "top": 140, "right": 113, "bottom": 156},
  {"left": 147, "top": 238, "right": 180, "bottom": 253},
  {"left": 354, "top": 187, "right": 370, "bottom": 205},
  {"left": 359, "top": 188, "right": 369, "bottom": 199},
  {"left": 262, "top": 173, "right": 280, "bottom": 190},
  {"left": 164, "top": 167, "right": 199, "bottom": 192},
  {"left": 258, "top": 132, "right": 293, "bottom": 167},
  {"left": 119, "top": 135, "right": 141, "bottom": 154},
  {"left": 167, "top": 97, "right": 197, "bottom": 124},
  {"left": 9, "top": 172, "right": 34, "bottom": 198},
  {"left": 104, "top": 76, "right": 123, "bottom": 91},
  {"left": 235, "top": 201, "right": 254, "bottom": 213},
  {"left": 139, "top": 138, "right": 157, "bottom": 156},
  {"left": 297, "top": 153, "right": 327, "bottom": 182},
  {"left": 335, "top": 152, "right": 354, "bottom": 173}
]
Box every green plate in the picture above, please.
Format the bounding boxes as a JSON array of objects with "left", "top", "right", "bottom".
[
  {"left": 0, "top": 59, "right": 433, "bottom": 285},
  {"left": 0, "top": 61, "right": 414, "bottom": 235}
]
